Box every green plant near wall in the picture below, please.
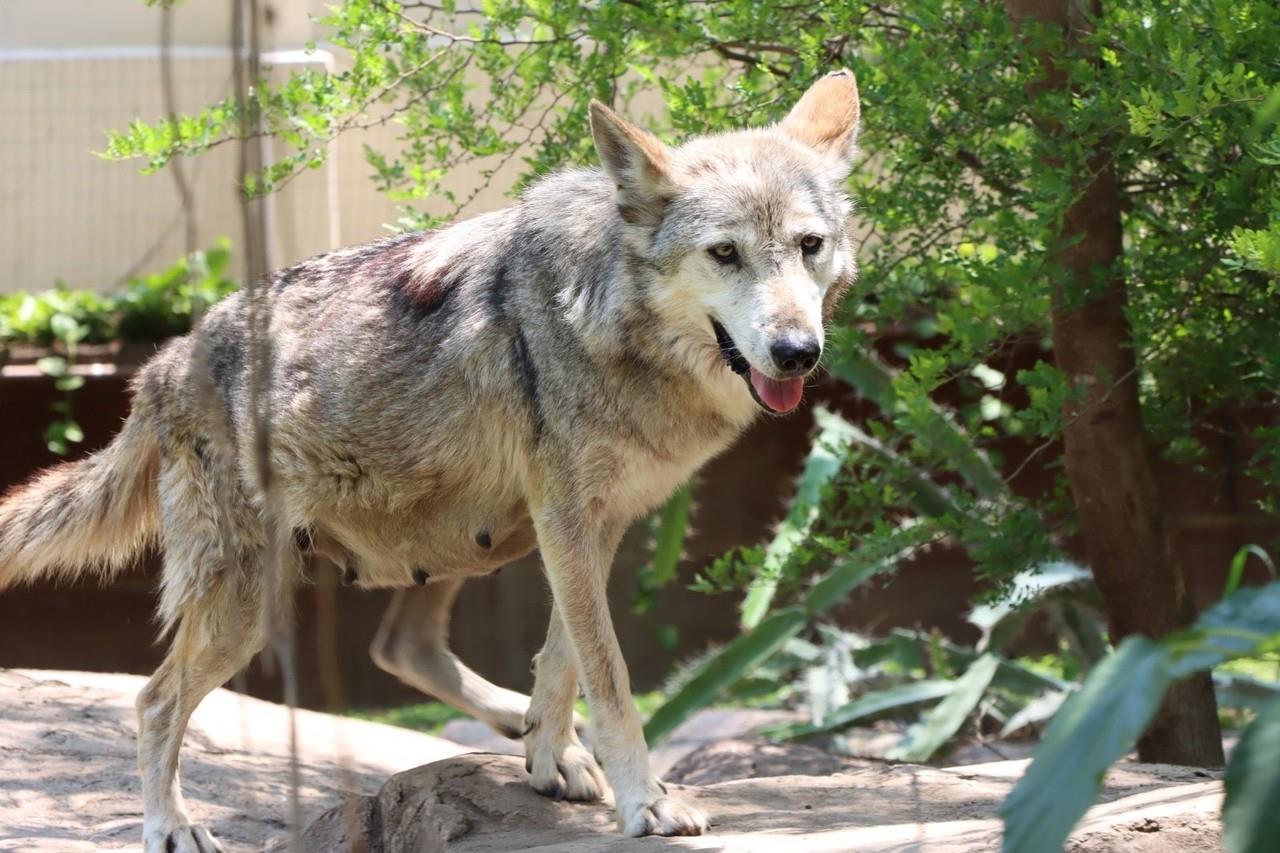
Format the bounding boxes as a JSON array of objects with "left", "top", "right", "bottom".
[
  {"left": 0, "top": 240, "right": 238, "bottom": 351},
  {"left": 2, "top": 241, "right": 238, "bottom": 454}
]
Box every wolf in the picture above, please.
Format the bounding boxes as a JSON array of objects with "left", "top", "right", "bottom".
[{"left": 0, "top": 70, "right": 860, "bottom": 851}]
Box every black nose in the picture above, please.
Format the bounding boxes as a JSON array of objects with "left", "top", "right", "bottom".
[{"left": 770, "top": 335, "right": 821, "bottom": 376}]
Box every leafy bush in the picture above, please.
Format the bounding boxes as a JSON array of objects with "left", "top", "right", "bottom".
[
  {"left": 0, "top": 240, "right": 237, "bottom": 349},
  {"left": 2, "top": 242, "right": 237, "bottom": 454}
]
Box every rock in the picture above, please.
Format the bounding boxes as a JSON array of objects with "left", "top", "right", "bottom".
[
  {"left": 303, "top": 751, "right": 1224, "bottom": 852},
  {"left": 438, "top": 719, "right": 524, "bottom": 756},
  {"left": 664, "top": 737, "right": 871, "bottom": 785},
  {"left": 648, "top": 708, "right": 803, "bottom": 775}
]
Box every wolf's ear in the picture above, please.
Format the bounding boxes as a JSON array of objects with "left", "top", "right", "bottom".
[
  {"left": 590, "top": 100, "right": 673, "bottom": 226},
  {"left": 779, "top": 69, "right": 861, "bottom": 176}
]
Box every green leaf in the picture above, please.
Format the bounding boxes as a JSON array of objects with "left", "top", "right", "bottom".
[
  {"left": 969, "top": 561, "right": 1094, "bottom": 653},
  {"left": 1002, "top": 582, "right": 1280, "bottom": 853},
  {"left": 1223, "top": 694, "right": 1280, "bottom": 853},
  {"left": 740, "top": 407, "right": 857, "bottom": 628},
  {"left": 999, "top": 690, "right": 1070, "bottom": 738},
  {"left": 1223, "top": 545, "right": 1277, "bottom": 599},
  {"left": 766, "top": 680, "right": 956, "bottom": 741},
  {"left": 826, "top": 349, "right": 1007, "bottom": 500},
  {"left": 633, "top": 481, "right": 694, "bottom": 613},
  {"left": 1000, "top": 637, "right": 1172, "bottom": 853},
  {"left": 643, "top": 607, "right": 807, "bottom": 746},
  {"left": 1214, "top": 672, "right": 1280, "bottom": 711},
  {"left": 888, "top": 654, "right": 1000, "bottom": 762},
  {"left": 36, "top": 356, "right": 67, "bottom": 377},
  {"left": 804, "top": 525, "right": 933, "bottom": 617}
]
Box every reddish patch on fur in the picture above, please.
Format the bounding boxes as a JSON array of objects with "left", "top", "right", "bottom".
[{"left": 392, "top": 264, "right": 456, "bottom": 319}]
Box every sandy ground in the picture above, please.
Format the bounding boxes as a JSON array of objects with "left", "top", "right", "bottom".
[
  {"left": 1, "top": 669, "right": 1227, "bottom": 852},
  {"left": 0, "top": 669, "right": 470, "bottom": 851}
]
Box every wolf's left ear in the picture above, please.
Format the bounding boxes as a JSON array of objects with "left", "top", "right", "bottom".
[
  {"left": 779, "top": 69, "right": 861, "bottom": 177},
  {"left": 590, "top": 100, "right": 674, "bottom": 226}
]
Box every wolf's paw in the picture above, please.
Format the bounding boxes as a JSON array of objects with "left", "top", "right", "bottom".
[
  {"left": 619, "top": 791, "right": 708, "bottom": 837},
  {"left": 144, "top": 822, "right": 224, "bottom": 853},
  {"left": 526, "top": 737, "right": 608, "bottom": 802}
]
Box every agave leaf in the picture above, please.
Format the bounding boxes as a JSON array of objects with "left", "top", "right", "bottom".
[
  {"left": 869, "top": 627, "right": 1071, "bottom": 695},
  {"left": 999, "top": 690, "right": 1070, "bottom": 738},
  {"left": 1222, "top": 544, "right": 1278, "bottom": 598},
  {"left": 1223, "top": 694, "right": 1280, "bottom": 853},
  {"left": 765, "top": 679, "right": 957, "bottom": 741},
  {"left": 646, "top": 528, "right": 921, "bottom": 746},
  {"left": 643, "top": 607, "right": 807, "bottom": 746},
  {"left": 826, "top": 348, "right": 1006, "bottom": 499},
  {"left": 1214, "top": 672, "right": 1280, "bottom": 710},
  {"left": 741, "top": 407, "right": 856, "bottom": 629},
  {"left": 1000, "top": 582, "right": 1280, "bottom": 853},
  {"left": 888, "top": 653, "right": 1001, "bottom": 762},
  {"left": 633, "top": 480, "right": 694, "bottom": 612},
  {"left": 968, "top": 561, "right": 1094, "bottom": 653}
]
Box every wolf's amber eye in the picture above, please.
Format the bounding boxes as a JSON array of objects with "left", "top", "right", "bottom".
[
  {"left": 709, "top": 243, "right": 739, "bottom": 264},
  {"left": 800, "top": 234, "right": 824, "bottom": 256}
]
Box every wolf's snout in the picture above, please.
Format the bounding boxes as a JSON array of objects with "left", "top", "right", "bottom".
[{"left": 769, "top": 334, "right": 821, "bottom": 377}]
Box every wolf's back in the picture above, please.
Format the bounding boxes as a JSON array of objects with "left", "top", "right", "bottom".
[{"left": 0, "top": 388, "right": 160, "bottom": 591}]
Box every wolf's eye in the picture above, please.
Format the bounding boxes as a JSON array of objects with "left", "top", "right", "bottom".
[
  {"left": 708, "top": 243, "right": 739, "bottom": 265},
  {"left": 800, "top": 234, "right": 824, "bottom": 256}
]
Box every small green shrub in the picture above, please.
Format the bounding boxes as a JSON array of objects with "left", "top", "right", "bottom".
[{"left": 0, "top": 239, "right": 238, "bottom": 350}]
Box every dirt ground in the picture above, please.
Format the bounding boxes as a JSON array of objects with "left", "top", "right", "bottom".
[
  {"left": 0, "top": 669, "right": 469, "bottom": 851},
  {"left": 0, "top": 669, "right": 1226, "bottom": 852}
]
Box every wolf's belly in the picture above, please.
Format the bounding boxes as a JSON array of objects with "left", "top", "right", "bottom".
[{"left": 311, "top": 493, "right": 537, "bottom": 588}]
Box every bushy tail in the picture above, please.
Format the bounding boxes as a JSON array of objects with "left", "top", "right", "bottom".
[{"left": 0, "top": 408, "right": 160, "bottom": 591}]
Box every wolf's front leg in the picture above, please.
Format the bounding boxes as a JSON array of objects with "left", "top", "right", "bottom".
[
  {"left": 523, "top": 608, "right": 608, "bottom": 801},
  {"left": 532, "top": 506, "right": 708, "bottom": 837}
]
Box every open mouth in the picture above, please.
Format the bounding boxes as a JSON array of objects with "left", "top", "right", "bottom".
[{"left": 710, "top": 319, "right": 806, "bottom": 415}]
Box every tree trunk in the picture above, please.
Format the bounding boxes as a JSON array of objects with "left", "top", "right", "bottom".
[{"left": 1004, "top": 0, "right": 1224, "bottom": 766}]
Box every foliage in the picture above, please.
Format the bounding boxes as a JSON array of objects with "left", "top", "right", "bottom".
[
  {"left": 0, "top": 241, "right": 238, "bottom": 349},
  {"left": 1001, "top": 580, "right": 1280, "bottom": 853},
  {"left": 2, "top": 243, "right": 238, "bottom": 454},
  {"left": 1223, "top": 692, "right": 1280, "bottom": 853}
]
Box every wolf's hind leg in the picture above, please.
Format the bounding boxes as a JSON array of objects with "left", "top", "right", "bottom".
[
  {"left": 523, "top": 607, "right": 608, "bottom": 801},
  {"left": 137, "top": 573, "right": 265, "bottom": 853},
  {"left": 370, "top": 579, "right": 530, "bottom": 738}
]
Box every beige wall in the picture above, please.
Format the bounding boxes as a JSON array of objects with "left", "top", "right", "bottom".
[{"left": 0, "top": 0, "right": 525, "bottom": 295}]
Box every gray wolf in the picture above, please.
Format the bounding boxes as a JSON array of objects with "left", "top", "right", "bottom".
[{"left": 0, "top": 70, "right": 859, "bottom": 851}]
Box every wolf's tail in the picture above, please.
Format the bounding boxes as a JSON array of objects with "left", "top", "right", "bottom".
[{"left": 0, "top": 401, "right": 160, "bottom": 592}]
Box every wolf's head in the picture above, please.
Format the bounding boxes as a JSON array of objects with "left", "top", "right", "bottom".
[{"left": 590, "top": 71, "right": 860, "bottom": 415}]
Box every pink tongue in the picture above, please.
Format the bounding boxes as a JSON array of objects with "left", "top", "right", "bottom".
[{"left": 749, "top": 368, "right": 805, "bottom": 413}]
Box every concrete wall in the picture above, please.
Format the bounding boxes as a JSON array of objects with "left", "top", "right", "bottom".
[{"left": 0, "top": 0, "right": 531, "bottom": 295}]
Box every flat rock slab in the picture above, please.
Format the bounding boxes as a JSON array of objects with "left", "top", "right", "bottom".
[{"left": 305, "top": 752, "right": 1224, "bottom": 852}]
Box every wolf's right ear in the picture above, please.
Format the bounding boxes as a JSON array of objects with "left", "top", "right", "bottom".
[
  {"left": 590, "top": 101, "right": 673, "bottom": 226},
  {"left": 779, "top": 69, "right": 861, "bottom": 177}
]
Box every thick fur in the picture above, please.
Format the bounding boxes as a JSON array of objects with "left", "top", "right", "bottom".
[
  {"left": 0, "top": 395, "right": 160, "bottom": 590},
  {"left": 0, "top": 70, "right": 860, "bottom": 851}
]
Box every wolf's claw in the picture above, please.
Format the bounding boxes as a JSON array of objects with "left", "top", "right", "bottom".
[
  {"left": 147, "top": 823, "right": 224, "bottom": 853},
  {"left": 526, "top": 738, "right": 608, "bottom": 802},
  {"left": 620, "top": 792, "right": 708, "bottom": 837}
]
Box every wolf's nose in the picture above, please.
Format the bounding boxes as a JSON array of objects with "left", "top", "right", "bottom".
[{"left": 770, "top": 335, "right": 821, "bottom": 376}]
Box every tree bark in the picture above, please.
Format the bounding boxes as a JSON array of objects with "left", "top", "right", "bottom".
[{"left": 1004, "top": 0, "right": 1224, "bottom": 766}]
